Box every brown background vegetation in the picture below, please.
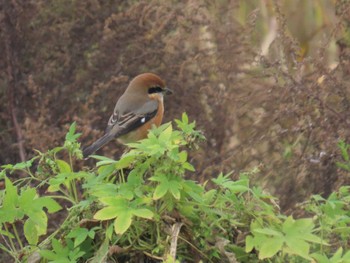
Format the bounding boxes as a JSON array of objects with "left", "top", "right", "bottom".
[{"left": 1, "top": 0, "right": 350, "bottom": 210}]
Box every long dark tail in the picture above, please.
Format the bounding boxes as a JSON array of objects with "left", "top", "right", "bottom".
[{"left": 83, "top": 133, "right": 115, "bottom": 158}]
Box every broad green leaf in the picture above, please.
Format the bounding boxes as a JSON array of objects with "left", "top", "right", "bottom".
[
  {"left": 114, "top": 211, "right": 133, "bottom": 234},
  {"left": 343, "top": 250, "right": 350, "bottom": 260},
  {"left": 56, "top": 160, "right": 71, "bottom": 173},
  {"left": 258, "top": 237, "right": 284, "bottom": 259},
  {"left": 39, "top": 250, "right": 58, "bottom": 260},
  {"left": 245, "top": 235, "right": 254, "bottom": 252},
  {"left": 132, "top": 208, "right": 154, "bottom": 219},
  {"left": 97, "top": 164, "right": 116, "bottom": 179},
  {"left": 52, "top": 238, "right": 65, "bottom": 254},
  {"left": 301, "top": 233, "right": 328, "bottom": 245},
  {"left": 169, "top": 184, "right": 181, "bottom": 200},
  {"left": 35, "top": 197, "right": 62, "bottom": 213},
  {"left": 183, "top": 162, "right": 195, "bottom": 172},
  {"left": 99, "top": 197, "right": 127, "bottom": 207},
  {"left": 178, "top": 151, "right": 187, "bottom": 163},
  {"left": 331, "top": 247, "right": 343, "bottom": 261},
  {"left": 94, "top": 206, "right": 123, "bottom": 220},
  {"left": 159, "top": 124, "right": 173, "bottom": 143},
  {"left": 285, "top": 237, "right": 311, "bottom": 259},
  {"left": 24, "top": 219, "right": 39, "bottom": 245},
  {"left": 310, "top": 253, "right": 329, "bottom": 262},
  {"left": 18, "top": 187, "right": 37, "bottom": 210},
  {"left": 253, "top": 228, "right": 283, "bottom": 237},
  {"left": 115, "top": 155, "right": 135, "bottom": 169},
  {"left": 28, "top": 210, "right": 47, "bottom": 236},
  {"left": 153, "top": 183, "right": 169, "bottom": 200},
  {"left": 3, "top": 176, "right": 18, "bottom": 209},
  {"left": 67, "top": 228, "right": 89, "bottom": 247}
]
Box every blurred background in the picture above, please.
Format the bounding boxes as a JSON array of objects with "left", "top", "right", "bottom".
[{"left": 1, "top": 0, "right": 350, "bottom": 210}]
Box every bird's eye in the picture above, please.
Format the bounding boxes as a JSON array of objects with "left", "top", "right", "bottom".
[{"left": 148, "top": 86, "right": 163, "bottom": 94}]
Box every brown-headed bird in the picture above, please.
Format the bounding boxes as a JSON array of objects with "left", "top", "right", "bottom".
[{"left": 83, "top": 73, "right": 172, "bottom": 158}]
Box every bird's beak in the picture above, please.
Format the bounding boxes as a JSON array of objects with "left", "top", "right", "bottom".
[{"left": 163, "top": 87, "right": 173, "bottom": 95}]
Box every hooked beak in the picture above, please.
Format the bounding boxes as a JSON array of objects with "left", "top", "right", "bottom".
[{"left": 163, "top": 87, "right": 173, "bottom": 95}]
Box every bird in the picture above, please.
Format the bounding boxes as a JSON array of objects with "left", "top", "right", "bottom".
[{"left": 83, "top": 73, "right": 172, "bottom": 158}]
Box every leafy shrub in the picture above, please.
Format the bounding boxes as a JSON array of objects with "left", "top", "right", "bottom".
[{"left": 1, "top": 114, "right": 350, "bottom": 262}]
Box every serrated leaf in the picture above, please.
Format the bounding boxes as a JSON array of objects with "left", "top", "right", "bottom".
[
  {"left": 182, "top": 112, "right": 188, "bottom": 124},
  {"left": 159, "top": 124, "right": 173, "bottom": 143},
  {"left": 56, "top": 160, "right": 71, "bottom": 173}
]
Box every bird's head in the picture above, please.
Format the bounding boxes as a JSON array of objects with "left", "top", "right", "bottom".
[{"left": 126, "top": 73, "right": 173, "bottom": 98}]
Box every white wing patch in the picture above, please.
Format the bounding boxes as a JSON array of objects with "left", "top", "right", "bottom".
[{"left": 141, "top": 117, "right": 146, "bottom": 123}]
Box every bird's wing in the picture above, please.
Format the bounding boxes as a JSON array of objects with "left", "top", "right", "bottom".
[{"left": 105, "top": 99, "right": 159, "bottom": 136}]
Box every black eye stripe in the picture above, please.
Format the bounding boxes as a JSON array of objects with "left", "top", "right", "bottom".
[{"left": 148, "top": 86, "right": 163, "bottom": 94}]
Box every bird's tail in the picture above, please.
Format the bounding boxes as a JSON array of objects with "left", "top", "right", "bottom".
[{"left": 83, "top": 133, "right": 114, "bottom": 158}]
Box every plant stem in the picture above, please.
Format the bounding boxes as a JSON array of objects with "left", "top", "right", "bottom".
[
  {"left": 12, "top": 223, "right": 23, "bottom": 249},
  {"left": 4, "top": 224, "right": 16, "bottom": 252}
]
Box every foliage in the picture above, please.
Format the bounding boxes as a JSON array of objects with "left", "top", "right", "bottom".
[
  {"left": 1, "top": 0, "right": 349, "bottom": 214},
  {"left": 1, "top": 115, "right": 350, "bottom": 262}
]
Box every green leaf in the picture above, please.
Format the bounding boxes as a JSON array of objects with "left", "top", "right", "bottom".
[
  {"left": 258, "top": 237, "right": 284, "bottom": 259},
  {"left": 285, "top": 237, "right": 311, "bottom": 260},
  {"left": 153, "top": 183, "right": 169, "bottom": 200},
  {"left": 56, "top": 160, "right": 72, "bottom": 173},
  {"left": 114, "top": 211, "right": 133, "bottom": 234},
  {"left": 132, "top": 208, "right": 154, "bottom": 219},
  {"left": 182, "top": 112, "right": 189, "bottom": 124},
  {"left": 159, "top": 124, "right": 173, "bottom": 143},
  {"left": 178, "top": 151, "right": 187, "bottom": 163},
  {"left": 39, "top": 249, "right": 58, "bottom": 260},
  {"left": 169, "top": 183, "right": 181, "bottom": 200},
  {"left": 3, "top": 176, "right": 18, "bottom": 209},
  {"left": 183, "top": 162, "right": 195, "bottom": 172},
  {"left": 115, "top": 155, "right": 135, "bottom": 169},
  {"left": 245, "top": 235, "right": 254, "bottom": 252},
  {"left": 28, "top": 210, "right": 47, "bottom": 236},
  {"left": 35, "top": 197, "right": 62, "bottom": 213},
  {"left": 65, "top": 122, "right": 81, "bottom": 142},
  {"left": 253, "top": 228, "right": 283, "bottom": 237},
  {"left": 94, "top": 206, "right": 123, "bottom": 220},
  {"left": 13, "top": 159, "right": 33, "bottom": 170},
  {"left": 24, "top": 219, "right": 39, "bottom": 245},
  {"left": 310, "top": 253, "right": 329, "bottom": 263},
  {"left": 67, "top": 227, "right": 89, "bottom": 247}
]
